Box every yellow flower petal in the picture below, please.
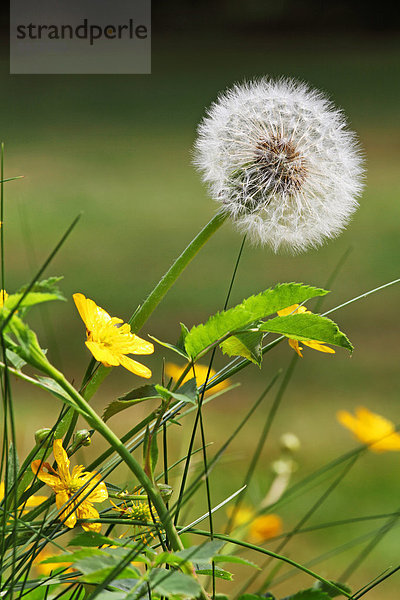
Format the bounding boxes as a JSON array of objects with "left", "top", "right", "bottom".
[
  {"left": 53, "top": 440, "right": 71, "bottom": 484},
  {"left": 249, "top": 514, "right": 283, "bottom": 543},
  {"left": 74, "top": 293, "right": 153, "bottom": 378},
  {"left": 118, "top": 354, "right": 152, "bottom": 378},
  {"left": 31, "top": 461, "right": 63, "bottom": 491},
  {"left": 303, "top": 340, "right": 335, "bottom": 354},
  {"left": 25, "top": 495, "right": 48, "bottom": 508},
  {"left": 56, "top": 490, "right": 76, "bottom": 528},
  {"left": 337, "top": 407, "right": 400, "bottom": 453},
  {"left": 288, "top": 338, "right": 303, "bottom": 357},
  {"left": 85, "top": 341, "right": 120, "bottom": 366},
  {"left": 77, "top": 503, "right": 101, "bottom": 533},
  {"left": 165, "top": 362, "right": 229, "bottom": 394},
  {"left": 76, "top": 472, "right": 108, "bottom": 503}
]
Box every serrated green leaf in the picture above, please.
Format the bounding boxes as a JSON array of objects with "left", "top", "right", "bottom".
[
  {"left": 4, "top": 292, "right": 65, "bottom": 312},
  {"left": 177, "top": 323, "right": 190, "bottom": 352},
  {"left": 312, "top": 580, "right": 351, "bottom": 598},
  {"left": 69, "top": 531, "right": 127, "bottom": 548},
  {"left": 82, "top": 565, "right": 140, "bottom": 584},
  {"left": 17, "top": 276, "right": 64, "bottom": 297},
  {"left": 184, "top": 283, "right": 328, "bottom": 359},
  {"left": 220, "top": 330, "right": 263, "bottom": 366},
  {"left": 155, "top": 382, "right": 198, "bottom": 405},
  {"left": 175, "top": 541, "right": 225, "bottom": 563},
  {"left": 103, "top": 384, "right": 160, "bottom": 421},
  {"left": 148, "top": 569, "right": 202, "bottom": 597},
  {"left": 149, "top": 334, "right": 189, "bottom": 359},
  {"left": 213, "top": 554, "right": 259, "bottom": 569},
  {"left": 196, "top": 567, "right": 233, "bottom": 580},
  {"left": 260, "top": 313, "right": 353, "bottom": 353},
  {"left": 283, "top": 591, "right": 330, "bottom": 600}
]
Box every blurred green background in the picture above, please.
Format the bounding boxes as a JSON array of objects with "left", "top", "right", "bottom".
[{"left": 1, "top": 3, "right": 400, "bottom": 597}]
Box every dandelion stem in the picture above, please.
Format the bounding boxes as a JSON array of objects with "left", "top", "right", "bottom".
[{"left": 129, "top": 211, "right": 227, "bottom": 333}]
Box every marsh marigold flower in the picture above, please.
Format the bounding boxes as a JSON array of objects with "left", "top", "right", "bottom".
[
  {"left": 0, "top": 481, "right": 47, "bottom": 513},
  {"left": 31, "top": 439, "right": 108, "bottom": 532},
  {"left": 73, "top": 293, "right": 154, "bottom": 378},
  {"left": 0, "top": 289, "right": 8, "bottom": 308},
  {"left": 337, "top": 407, "right": 400, "bottom": 453},
  {"left": 227, "top": 505, "right": 282, "bottom": 544},
  {"left": 277, "top": 304, "right": 335, "bottom": 357},
  {"left": 195, "top": 78, "right": 364, "bottom": 253},
  {"left": 249, "top": 514, "right": 283, "bottom": 544},
  {"left": 165, "top": 362, "right": 229, "bottom": 394}
]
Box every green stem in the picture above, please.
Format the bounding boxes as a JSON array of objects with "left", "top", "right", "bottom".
[
  {"left": 129, "top": 211, "right": 226, "bottom": 333},
  {"left": 81, "top": 212, "right": 226, "bottom": 402},
  {"left": 47, "top": 365, "right": 184, "bottom": 554}
]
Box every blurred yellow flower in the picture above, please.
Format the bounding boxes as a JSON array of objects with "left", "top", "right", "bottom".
[
  {"left": 227, "top": 505, "right": 282, "bottom": 544},
  {"left": 31, "top": 439, "right": 108, "bottom": 532},
  {"left": 277, "top": 304, "right": 335, "bottom": 358},
  {"left": 73, "top": 293, "right": 154, "bottom": 378},
  {"left": 0, "top": 289, "right": 8, "bottom": 308},
  {"left": 0, "top": 481, "right": 47, "bottom": 513},
  {"left": 165, "top": 362, "right": 229, "bottom": 394},
  {"left": 33, "top": 548, "right": 72, "bottom": 576},
  {"left": 249, "top": 514, "right": 283, "bottom": 543},
  {"left": 337, "top": 407, "right": 400, "bottom": 452}
]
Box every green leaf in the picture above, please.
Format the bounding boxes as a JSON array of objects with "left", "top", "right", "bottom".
[
  {"left": 155, "top": 382, "right": 198, "bottom": 405},
  {"left": 196, "top": 567, "right": 233, "bottom": 580},
  {"left": 17, "top": 276, "right": 65, "bottom": 297},
  {"left": 4, "top": 292, "right": 65, "bottom": 312},
  {"left": 82, "top": 566, "right": 140, "bottom": 584},
  {"left": 184, "top": 283, "right": 328, "bottom": 359},
  {"left": 103, "top": 384, "right": 160, "bottom": 421},
  {"left": 150, "top": 429, "right": 159, "bottom": 475},
  {"left": 283, "top": 591, "right": 330, "bottom": 600},
  {"left": 213, "top": 554, "right": 259, "bottom": 569},
  {"left": 175, "top": 541, "right": 225, "bottom": 563},
  {"left": 5, "top": 348, "right": 26, "bottom": 370},
  {"left": 149, "top": 334, "right": 189, "bottom": 359},
  {"left": 3, "top": 313, "right": 51, "bottom": 372},
  {"left": 220, "top": 330, "right": 264, "bottom": 366},
  {"left": 260, "top": 313, "right": 353, "bottom": 353},
  {"left": 69, "top": 531, "right": 127, "bottom": 548},
  {"left": 239, "top": 595, "right": 275, "bottom": 600},
  {"left": 148, "top": 569, "right": 202, "bottom": 597},
  {"left": 312, "top": 581, "right": 352, "bottom": 598}
]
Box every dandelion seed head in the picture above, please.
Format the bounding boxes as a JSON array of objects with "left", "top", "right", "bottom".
[{"left": 194, "top": 77, "right": 364, "bottom": 253}]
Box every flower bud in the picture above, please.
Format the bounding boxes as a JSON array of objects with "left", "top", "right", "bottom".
[
  {"left": 279, "top": 432, "right": 301, "bottom": 453},
  {"left": 73, "top": 429, "right": 92, "bottom": 447},
  {"left": 34, "top": 428, "right": 52, "bottom": 445}
]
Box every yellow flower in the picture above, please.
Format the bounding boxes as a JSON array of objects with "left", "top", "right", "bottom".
[
  {"left": 165, "top": 362, "right": 229, "bottom": 394},
  {"left": 0, "top": 289, "right": 8, "bottom": 308},
  {"left": 0, "top": 481, "right": 47, "bottom": 513},
  {"left": 31, "top": 439, "right": 108, "bottom": 532},
  {"left": 337, "top": 407, "right": 400, "bottom": 453},
  {"left": 33, "top": 548, "right": 73, "bottom": 576},
  {"left": 110, "top": 499, "right": 161, "bottom": 544},
  {"left": 249, "top": 514, "right": 283, "bottom": 544},
  {"left": 73, "top": 293, "right": 154, "bottom": 378},
  {"left": 227, "top": 505, "right": 283, "bottom": 544},
  {"left": 277, "top": 304, "right": 335, "bottom": 358}
]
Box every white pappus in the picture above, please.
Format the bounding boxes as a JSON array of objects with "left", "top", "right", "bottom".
[{"left": 194, "top": 78, "right": 364, "bottom": 253}]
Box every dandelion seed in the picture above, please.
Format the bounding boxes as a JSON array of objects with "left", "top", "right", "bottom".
[
  {"left": 31, "top": 439, "right": 108, "bottom": 532},
  {"left": 337, "top": 407, "right": 400, "bottom": 452},
  {"left": 73, "top": 293, "right": 154, "bottom": 378},
  {"left": 195, "top": 78, "right": 364, "bottom": 252}
]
